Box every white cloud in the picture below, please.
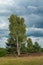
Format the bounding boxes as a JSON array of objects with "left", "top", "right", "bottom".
[
  {"left": 27, "top": 6, "right": 37, "bottom": 10},
  {"left": 0, "top": 17, "right": 9, "bottom": 29},
  {"left": 26, "top": 27, "right": 43, "bottom": 33},
  {"left": 0, "top": 23, "right": 6, "bottom": 28},
  {"left": 0, "top": 9, "right": 11, "bottom": 13},
  {"left": 0, "top": 37, "right": 7, "bottom": 48},
  {"left": 0, "top": 22, "right": 8, "bottom": 29},
  {"left": 0, "top": 0, "right": 20, "bottom": 9},
  {"left": 0, "top": 0, "right": 14, "bottom": 6}
]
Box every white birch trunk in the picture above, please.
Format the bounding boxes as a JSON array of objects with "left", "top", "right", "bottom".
[{"left": 17, "top": 36, "right": 20, "bottom": 56}]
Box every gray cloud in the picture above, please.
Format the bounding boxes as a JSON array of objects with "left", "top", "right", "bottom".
[
  {"left": 0, "top": 0, "right": 43, "bottom": 47},
  {"left": 26, "top": 27, "right": 43, "bottom": 37}
]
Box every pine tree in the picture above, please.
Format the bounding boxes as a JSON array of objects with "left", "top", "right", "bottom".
[
  {"left": 33, "top": 42, "right": 41, "bottom": 53},
  {"left": 27, "top": 38, "right": 33, "bottom": 53}
]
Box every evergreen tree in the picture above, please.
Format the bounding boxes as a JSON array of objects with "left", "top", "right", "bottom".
[
  {"left": 27, "top": 38, "right": 33, "bottom": 53},
  {"left": 21, "top": 43, "right": 27, "bottom": 54},
  {"left": 33, "top": 42, "right": 41, "bottom": 53},
  {"left": 6, "top": 37, "right": 17, "bottom": 54}
]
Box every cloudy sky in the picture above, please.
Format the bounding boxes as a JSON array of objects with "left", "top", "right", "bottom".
[{"left": 0, "top": 0, "right": 43, "bottom": 47}]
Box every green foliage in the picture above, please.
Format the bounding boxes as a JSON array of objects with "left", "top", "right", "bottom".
[
  {"left": 27, "top": 38, "right": 33, "bottom": 53},
  {"left": 21, "top": 44, "right": 27, "bottom": 54},
  {"left": 33, "top": 42, "right": 41, "bottom": 53},
  {"left": 0, "top": 48, "right": 6, "bottom": 57},
  {"left": 6, "top": 14, "right": 42, "bottom": 55},
  {"left": 6, "top": 14, "right": 26, "bottom": 55},
  {"left": 41, "top": 48, "right": 43, "bottom": 52},
  {"left": 9, "top": 14, "right": 26, "bottom": 37},
  {"left": 27, "top": 38, "right": 41, "bottom": 53},
  {"left": 6, "top": 37, "right": 17, "bottom": 54}
]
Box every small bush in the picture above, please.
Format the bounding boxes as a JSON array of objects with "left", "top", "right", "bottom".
[{"left": 0, "top": 48, "right": 6, "bottom": 57}]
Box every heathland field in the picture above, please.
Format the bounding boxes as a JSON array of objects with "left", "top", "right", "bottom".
[{"left": 0, "top": 56, "right": 43, "bottom": 65}]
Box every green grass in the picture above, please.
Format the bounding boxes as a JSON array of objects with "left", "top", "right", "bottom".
[{"left": 0, "top": 56, "right": 43, "bottom": 65}]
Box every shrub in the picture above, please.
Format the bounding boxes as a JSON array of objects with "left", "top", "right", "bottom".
[{"left": 0, "top": 48, "right": 6, "bottom": 57}]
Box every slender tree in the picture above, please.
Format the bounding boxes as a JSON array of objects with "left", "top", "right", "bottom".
[
  {"left": 6, "top": 14, "right": 26, "bottom": 56},
  {"left": 27, "top": 38, "right": 33, "bottom": 53}
]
